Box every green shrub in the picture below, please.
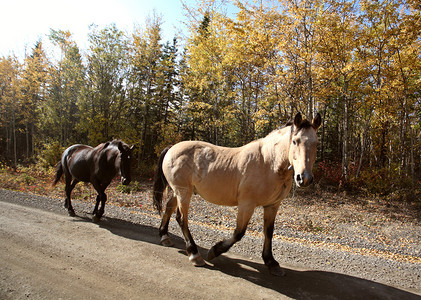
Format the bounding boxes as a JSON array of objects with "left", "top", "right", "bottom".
[
  {"left": 22, "top": 173, "right": 35, "bottom": 185},
  {"left": 116, "top": 181, "right": 143, "bottom": 194},
  {"left": 37, "top": 142, "right": 64, "bottom": 169}
]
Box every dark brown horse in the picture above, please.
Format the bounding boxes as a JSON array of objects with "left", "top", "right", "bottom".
[{"left": 53, "top": 140, "right": 134, "bottom": 222}]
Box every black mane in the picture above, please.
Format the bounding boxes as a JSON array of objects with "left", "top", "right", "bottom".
[{"left": 285, "top": 119, "right": 314, "bottom": 130}]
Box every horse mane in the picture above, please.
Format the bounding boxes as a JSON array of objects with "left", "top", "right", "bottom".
[
  {"left": 109, "top": 139, "right": 123, "bottom": 146},
  {"left": 285, "top": 119, "right": 314, "bottom": 130},
  {"left": 109, "top": 139, "right": 130, "bottom": 150},
  {"left": 94, "top": 140, "right": 124, "bottom": 153},
  {"left": 264, "top": 117, "right": 315, "bottom": 142}
]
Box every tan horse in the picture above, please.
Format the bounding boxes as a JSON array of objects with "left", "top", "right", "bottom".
[{"left": 153, "top": 112, "right": 321, "bottom": 276}]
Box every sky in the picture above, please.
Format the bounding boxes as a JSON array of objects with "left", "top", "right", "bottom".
[{"left": 0, "top": 0, "right": 196, "bottom": 59}]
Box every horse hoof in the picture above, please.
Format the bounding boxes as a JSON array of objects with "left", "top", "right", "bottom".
[
  {"left": 160, "top": 235, "right": 174, "bottom": 247},
  {"left": 68, "top": 211, "right": 76, "bottom": 217},
  {"left": 92, "top": 215, "right": 101, "bottom": 223},
  {"left": 189, "top": 253, "right": 206, "bottom": 267},
  {"left": 269, "top": 264, "right": 285, "bottom": 277}
]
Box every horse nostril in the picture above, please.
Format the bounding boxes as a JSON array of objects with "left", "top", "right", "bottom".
[{"left": 296, "top": 174, "right": 302, "bottom": 183}]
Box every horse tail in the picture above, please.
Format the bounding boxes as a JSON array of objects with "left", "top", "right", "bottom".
[
  {"left": 52, "top": 161, "right": 63, "bottom": 186},
  {"left": 153, "top": 146, "right": 172, "bottom": 213}
]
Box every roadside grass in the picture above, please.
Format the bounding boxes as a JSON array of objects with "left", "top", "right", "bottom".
[{"left": 0, "top": 164, "right": 148, "bottom": 206}]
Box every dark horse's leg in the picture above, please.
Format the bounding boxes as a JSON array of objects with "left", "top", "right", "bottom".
[
  {"left": 159, "top": 195, "right": 177, "bottom": 247},
  {"left": 174, "top": 188, "right": 205, "bottom": 267},
  {"left": 98, "top": 192, "right": 107, "bottom": 218},
  {"left": 91, "top": 181, "right": 107, "bottom": 223},
  {"left": 65, "top": 177, "right": 78, "bottom": 217},
  {"left": 262, "top": 202, "right": 284, "bottom": 276},
  {"left": 92, "top": 192, "right": 106, "bottom": 223},
  {"left": 92, "top": 194, "right": 101, "bottom": 216},
  {"left": 207, "top": 203, "right": 255, "bottom": 260}
]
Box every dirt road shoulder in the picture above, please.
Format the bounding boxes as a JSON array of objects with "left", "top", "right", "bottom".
[{"left": 0, "top": 190, "right": 420, "bottom": 299}]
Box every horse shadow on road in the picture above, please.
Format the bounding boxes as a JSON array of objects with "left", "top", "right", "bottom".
[{"left": 73, "top": 214, "right": 420, "bottom": 300}]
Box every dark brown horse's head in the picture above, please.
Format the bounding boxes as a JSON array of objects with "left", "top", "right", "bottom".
[
  {"left": 288, "top": 112, "right": 322, "bottom": 187},
  {"left": 117, "top": 141, "right": 135, "bottom": 185}
]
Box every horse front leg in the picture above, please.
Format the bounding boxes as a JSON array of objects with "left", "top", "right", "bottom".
[
  {"left": 92, "top": 192, "right": 106, "bottom": 223},
  {"left": 207, "top": 203, "right": 255, "bottom": 260},
  {"left": 90, "top": 179, "right": 108, "bottom": 223},
  {"left": 159, "top": 195, "right": 177, "bottom": 247},
  {"left": 262, "top": 202, "right": 284, "bottom": 276},
  {"left": 92, "top": 194, "right": 101, "bottom": 216}
]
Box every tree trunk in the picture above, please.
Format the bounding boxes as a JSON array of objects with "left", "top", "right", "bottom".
[
  {"left": 320, "top": 105, "right": 327, "bottom": 162},
  {"left": 12, "top": 110, "right": 17, "bottom": 167},
  {"left": 342, "top": 97, "right": 348, "bottom": 180},
  {"left": 410, "top": 126, "right": 415, "bottom": 187},
  {"left": 26, "top": 123, "right": 29, "bottom": 159},
  {"left": 342, "top": 80, "right": 349, "bottom": 180},
  {"left": 356, "top": 109, "right": 373, "bottom": 178}
]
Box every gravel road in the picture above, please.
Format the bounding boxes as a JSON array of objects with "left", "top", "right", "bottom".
[{"left": 0, "top": 188, "right": 420, "bottom": 299}]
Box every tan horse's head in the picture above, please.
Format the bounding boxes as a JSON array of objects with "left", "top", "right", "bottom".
[{"left": 288, "top": 112, "right": 322, "bottom": 187}]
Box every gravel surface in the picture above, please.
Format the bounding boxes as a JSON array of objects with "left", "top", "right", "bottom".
[{"left": 1, "top": 187, "right": 420, "bottom": 296}]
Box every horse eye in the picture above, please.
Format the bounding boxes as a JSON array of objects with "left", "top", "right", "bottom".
[{"left": 292, "top": 141, "right": 296, "bottom": 145}]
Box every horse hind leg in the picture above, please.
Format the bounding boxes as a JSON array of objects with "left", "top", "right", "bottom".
[
  {"left": 207, "top": 203, "right": 255, "bottom": 260},
  {"left": 65, "top": 178, "right": 78, "bottom": 217},
  {"left": 175, "top": 188, "right": 206, "bottom": 267},
  {"left": 159, "top": 195, "right": 177, "bottom": 247}
]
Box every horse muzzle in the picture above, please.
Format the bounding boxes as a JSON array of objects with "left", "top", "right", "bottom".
[{"left": 295, "top": 172, "right": 313, "bottom": 188}]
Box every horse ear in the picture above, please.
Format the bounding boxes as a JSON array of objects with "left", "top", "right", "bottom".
[
  {"left": 312, "top": 113, "right": 322, "bottom": 130},
  {"left": 130, "top": 145, "right": 135, "bottom": 151},
  {"left": 118, "top": 141, "right": 124, "bottom": 152},
  {"left": 294, "top": 112, "right": 302, "bottom": 127}
]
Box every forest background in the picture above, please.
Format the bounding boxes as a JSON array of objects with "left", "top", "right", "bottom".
[{"left": 0, "top": 0, "right": 420, "bottom": 200}]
